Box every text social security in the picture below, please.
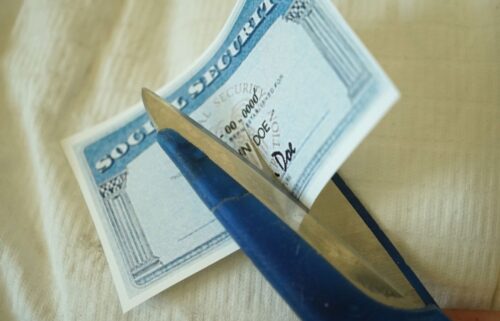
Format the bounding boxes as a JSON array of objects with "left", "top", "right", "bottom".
[{"left": 170, "top": 0, "right": 276, "bottom": 110}]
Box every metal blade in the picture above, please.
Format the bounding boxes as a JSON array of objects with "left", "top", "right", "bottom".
[{"left": 142, "top": 88, "right": 424, "bottom": 309}]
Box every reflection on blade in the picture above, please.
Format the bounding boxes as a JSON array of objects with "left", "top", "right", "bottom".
[{"left": 143, "top": 88, "right": 425, "bottom": 309}]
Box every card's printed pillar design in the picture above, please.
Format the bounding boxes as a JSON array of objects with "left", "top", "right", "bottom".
[
  {"left": 99, "top": 171, "right": 163, "bottom": 286},
  {"left": 284, "top": 0, "right": 371, "bottom": 101}
]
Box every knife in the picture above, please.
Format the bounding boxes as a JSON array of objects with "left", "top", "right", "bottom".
[{"left": 142, "top": 88, "right": 450, "bottom": 321}]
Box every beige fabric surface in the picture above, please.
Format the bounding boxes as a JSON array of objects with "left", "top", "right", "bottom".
[{"left": 0, "top": 0, "right": 498, "bottom": 320}]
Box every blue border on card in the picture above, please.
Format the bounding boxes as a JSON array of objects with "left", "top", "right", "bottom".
[{"left": 84, "top": 0, "right": 292, "bottom": 185}]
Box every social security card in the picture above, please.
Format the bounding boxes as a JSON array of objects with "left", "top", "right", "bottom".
[{"left": 64, "top": 0, "right": 398, "bottom": 311}]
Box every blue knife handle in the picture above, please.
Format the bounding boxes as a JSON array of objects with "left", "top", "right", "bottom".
[{"left": 157, "top": 129, "right": 450, "bottom": 321}]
